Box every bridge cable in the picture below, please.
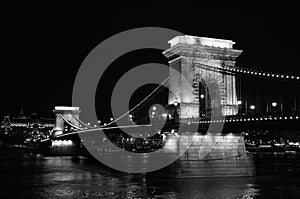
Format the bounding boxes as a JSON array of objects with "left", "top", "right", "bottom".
[
  {"left": 59, "top": 114, "right": 84, "bottom": 130},
  {"left": 73, "top": 116, "right": 93, "bottom": 128},
  {"left": 94, "top": 77, "right": 169, "bottom": 128}
]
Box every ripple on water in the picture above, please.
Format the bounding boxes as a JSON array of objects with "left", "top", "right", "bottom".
[{"left": 1, "top": 155, "right": 300, "bottom": 198}]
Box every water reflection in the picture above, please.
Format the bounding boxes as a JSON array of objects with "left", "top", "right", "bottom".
[
  {"left": 147, "top": 177, "right": 259, "bottom": 198},
  {"left": 0, "top": 153, "right": 300, "bottom": 198}
]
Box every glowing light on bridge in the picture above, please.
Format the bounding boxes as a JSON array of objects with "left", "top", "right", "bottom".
[
  {"left": 173, "top": 101, "right": 179, "bottom": 106},
  {"left": 52, "top": 140, "right": 74, "bottom": 147},
  {"left": 213, "top": 62, "right": 300, "bottom": 81},
  {"left": 195, "top": 114, "right": 300, "bottom": 125}
]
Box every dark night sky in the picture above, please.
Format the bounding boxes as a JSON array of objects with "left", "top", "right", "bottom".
[{"left": 2, "top": 2, "right": 300, "bottom": 119}]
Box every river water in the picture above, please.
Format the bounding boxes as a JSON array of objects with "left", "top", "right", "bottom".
[{"left": 0, "top": 151, "right": 300, "bottom": 198}]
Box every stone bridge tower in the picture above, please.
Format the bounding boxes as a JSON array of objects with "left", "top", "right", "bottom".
[
  {"left": 163, "top": 35, "right": 242, "bottom": 120},
  {"left": 52, "top": 106, "right": 81, "bottom": 137}
]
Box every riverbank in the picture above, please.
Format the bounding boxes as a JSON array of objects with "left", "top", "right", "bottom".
[{"left": 0, "top": 147, "right": 43, "bottom": 160}]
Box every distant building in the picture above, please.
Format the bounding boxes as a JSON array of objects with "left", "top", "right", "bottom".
[{"left": 0, "top": 107, "right": 55, "bottom": 146}]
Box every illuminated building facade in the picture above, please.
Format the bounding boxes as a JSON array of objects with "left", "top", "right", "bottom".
[{"left": 0, "top": 107, "right": 55, "bottom": 146}]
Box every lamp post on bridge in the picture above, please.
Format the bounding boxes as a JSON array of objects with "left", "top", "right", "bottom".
[
  {"left": 200, "top": 93, "right": 205, "bottom": 118},
  {"left": 250, "top": 105, "right": 256, "bottom": 115},
  {"left": 173, "top": 100, "right": 179, "bottom": 124},
  {"left": 271, "top": 102, "right": 278, "bottom": 115},
  {"left": 237, "top": 100, "right": 243, "bottom": 115}
]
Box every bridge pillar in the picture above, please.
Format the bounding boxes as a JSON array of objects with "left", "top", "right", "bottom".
[
  {"left": 52, "top": 106, "right": 81, "bottom": 137},
  {"left": 164, "top": 36, "right": 242, "bottom": 119},
  {"left": 149, "top": 133, "right": 256, "bottom": 178}
]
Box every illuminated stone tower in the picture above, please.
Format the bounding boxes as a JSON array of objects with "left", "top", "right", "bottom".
[
  {"left": 163, "top": 35, "right": 242, "bottom": 119},
  {"left": 52, "top": 106, "right": 81, "bottom": 137}
]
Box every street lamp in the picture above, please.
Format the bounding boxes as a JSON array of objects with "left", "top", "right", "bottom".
[
  {"left": 237, "top": 101, "right": 242, "bottom": 115},
  {"left": 173, "top": 99, "right": 179, "bottom": 123},
  {"left": 200, "top": 94, "right": 205, "bottom": 116},
  {"left": 250, "top": 105, "right": 255, "bottom": 110},
  {"left": 173, "top": 100, "right": 178, "bottom": 106},
  {"left": 271, "top": 102, "right": 278, "bottom": 114}
]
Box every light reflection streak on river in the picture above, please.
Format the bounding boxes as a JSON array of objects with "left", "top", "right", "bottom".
[{"left": 0, "top": 153, "right": 300, "bottom": 198}]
